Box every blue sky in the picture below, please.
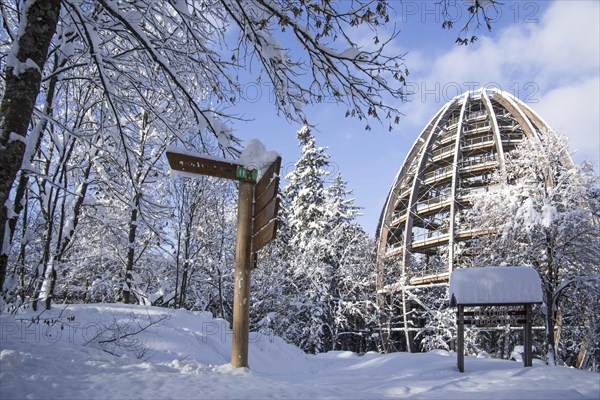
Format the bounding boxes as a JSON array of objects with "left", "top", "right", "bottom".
[{"left": 229, "top": 0, "right": 600, "bottom": 235}]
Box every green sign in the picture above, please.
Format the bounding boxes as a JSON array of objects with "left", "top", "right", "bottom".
[
  {"left": 236, "top": 166, "right": 258, "bottom": 181},
  {"left": 236, "top": 166, "right": 248, "bottom": 179}
]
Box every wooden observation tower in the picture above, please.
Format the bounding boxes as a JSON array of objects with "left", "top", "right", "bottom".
[{"left": 375, "top": 88, "right": 573, "bottom": 352}]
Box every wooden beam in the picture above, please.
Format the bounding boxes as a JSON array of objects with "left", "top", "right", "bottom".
[
  {"left": 166, "top": 151, "right": 256, "bottom": 183},
  {"left": 457, "top": 305, "right": 465, "bottom": 373},
  {"left": 408, "top": 273, "right": 450, "bottom": 285},
  {"left": 524, "top": 304, "right": 533, "bottom": 368}
]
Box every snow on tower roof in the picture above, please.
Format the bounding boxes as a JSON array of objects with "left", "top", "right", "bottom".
[{"left": 449, "top": 266, "right": 543, "bottom": 306}]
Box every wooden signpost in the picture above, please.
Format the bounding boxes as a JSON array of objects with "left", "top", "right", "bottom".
[
  {"left": 166, "top": 150, "right": 281, "bottom": 368},
  {"left": 449, "top": 267, "right": 543, "bottom": 373},
  {"left": 454, "top": 303, "right": 535, "bottom": 372}
]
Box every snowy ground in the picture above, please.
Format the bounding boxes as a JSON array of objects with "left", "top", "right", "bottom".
[{"left": 1, "top": 304, "right": 598, "bottom": 400}]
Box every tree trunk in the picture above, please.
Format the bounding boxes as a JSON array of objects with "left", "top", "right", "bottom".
[
  {"left": 122, "top": 193, "right": 141, "bottom": 304},
  {"left": 16, "top": 190, "right": 29, "bottom": 303},
  {"left": 545, "top": 287, "right": 557, "bottom": 365},
  {"left": 217, "top": 269, "right": 225, "bottom": 319},
  {"left": 174, "top": 231, "right": 181, "bottom": 308},
  {"left": 6, "top": 53, "right": 63, "bottom": 251},
  {"left": 178, "top": 219, "right": 193, "bottom": 308},
  {"left": 179, "top": 260, "right": 189, "bottom": 308},
  {"left": 42, "top": 259, "right": 57, "bottom": 310},
  {"left": 31, "top": 178, "right": 57, "bottom": 311},
  {"left": 56, "top": 150, "right": 98, "bottom": 259},
  {"left": 0, "top": 0, "right": 62, "bottom": 291},
  {"left": 544, "top": 231, "right": 559, "bottom": 365}
]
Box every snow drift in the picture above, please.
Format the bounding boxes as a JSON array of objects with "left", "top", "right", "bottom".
[{"left": 0, "top": 304, "right": 598, "bottom": 399}]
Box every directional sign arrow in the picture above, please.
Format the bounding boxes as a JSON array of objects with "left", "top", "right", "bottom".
[
  {"left": 251, "top": 157, "right": 281, "bottom": 254},
  {"left": 166, "top": 151, "right": 257, "bottom": 183}
]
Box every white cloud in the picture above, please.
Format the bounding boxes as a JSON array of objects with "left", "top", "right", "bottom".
[
  {"left": 535, "top": 76, "right": 600, "bottom": 168},
  {"left": 401, "top": 0, "right": 599, "bottom": 170}
]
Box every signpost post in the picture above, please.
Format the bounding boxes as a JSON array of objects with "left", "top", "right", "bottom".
[
  {"left": 166, "top": 150, "right": 281, "bottom": 368},
  {"left": 231, "top": 180, "right": 253, "bottom": 367}
]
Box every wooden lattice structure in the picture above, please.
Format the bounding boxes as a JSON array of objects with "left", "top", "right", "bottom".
[{"left": 375, "top": 88, "right": 573, "bottom": 352}]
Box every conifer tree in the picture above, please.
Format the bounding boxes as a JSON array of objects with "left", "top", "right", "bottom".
[
  {"left": 327, "top": 173, "right": 361, "bottom": 227},
  {"left": 284, "top": 126, "right": 331, "bottom": 248},
  {"left": 256, "top": 126, "right": 377, "bottom": 353}
]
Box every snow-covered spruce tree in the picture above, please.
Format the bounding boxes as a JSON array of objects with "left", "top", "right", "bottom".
[
  {"left": 285, "top": 126, "right": 332, "bottom": 246},
  {"left": 249, "top": 174, "right": 303, "bottom": 346},
  {"left": 323, "top": 173, "right": 379, "bottom": 352},
  {"left": 276, "top": 126, "right": 335, "bottom": 352},
  {"left": 466, "top": 131, "right": 600, "bottom": 366},
  {"left": 253, "top": 126, "right": 377, "bottom": 353},
  {"left": 328, "top": 222, "right": 379, "bottom": 352},
  {"left": 1, "top": 0, "right": 502, "bottom": 296},
  {"left": 327, "top": 173, "right": 361, "bottom": 225}
]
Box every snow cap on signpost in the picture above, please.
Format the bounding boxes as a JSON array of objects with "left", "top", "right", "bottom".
[
  {"left": 239, "top": 139, "right": 280, "bottom": 180},
  {"left": 242, "top": 139, "right": 282, "bottom": 255},
  {"left": 449, "top": 266, "right": 543, "bottom": 307}
]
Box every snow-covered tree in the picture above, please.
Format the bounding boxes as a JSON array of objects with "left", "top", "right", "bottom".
[
  {"left": 327, "top": 173, "right": 361, "bottom": 226},
  {"left": 92, "top": 109, "right": 173, "bottom": 304},
  {"left": 465, "top": 131, "right": 600, "bottom": 366},
  {"left": 327, "top": 223, "right": 378, "bottom": 352},
  {"left": 0, "top": 0, "right": 503, "bottom": 294},
  {"left": 251, "top": 126, "right": 377, "bottom": 353},
  {"left": 166, "top": 173, "right": 237, "bottom": 317},
  {"left": 284, "top": 126, "right": 331, "bottom": 246}
]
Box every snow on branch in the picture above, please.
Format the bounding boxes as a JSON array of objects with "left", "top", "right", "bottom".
[{"left": 221, "top": 0, "right": 408, "bottom": 131}]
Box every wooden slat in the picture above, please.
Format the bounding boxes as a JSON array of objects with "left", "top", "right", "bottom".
[
  {"left": 253, "top": 196, "right": 278, "bottom": 235},
  {"left": 464, "top": 319, "right": 527, "bottom": 326},
  {"left": 255, "top": 157, "right": 281, "bottom": 196},
  {"left": 454, "top": 301, "right": 540, "bottom": 307},
  {"left": 254, "top": 177, "right": 278, "bottom": 216},
  {"left": 166, "top": 151, "right": 256, "bottom": 183},
  {"left": 251, "top": 157, "right": 281, "bottom": 256},
  {"left": 463, "top": 310, "right": 526, "bottom": 317},
  {"left": 409, "top": 273, "right": 450, "bottom": 285},
  {"left": 252, "top": 219, "right": 277, "bottom": 253}
]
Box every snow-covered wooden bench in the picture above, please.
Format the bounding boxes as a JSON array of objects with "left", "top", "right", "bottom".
[{"left": 449, "top": 266, "right": 543, "bottom": 372}]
